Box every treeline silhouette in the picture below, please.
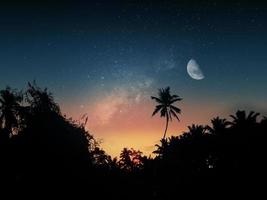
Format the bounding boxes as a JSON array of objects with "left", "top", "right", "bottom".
[{"left": 0, "top": 83, "right": 266, "bottom": 198}]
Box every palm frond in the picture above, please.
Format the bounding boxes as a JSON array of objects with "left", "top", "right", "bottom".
[
  {"left": 168, "top": 110, "right": 173, "bottom": 121},
  {"left": 170, "top": 97, "right": 182, "bottom": 104},
  {"left": 170, "top": 109, "right": 180, "bottom": 121},
  {"left": 248, "top": 111, "right": 260, "bottom": 119},
  {"left": 230, "top": 114, "right": 236, "bottom": 120},
  {"left": 160, "top": 107, "right": 167, "bottom": 117},
  {"left": 151, "top": 96, "right": 163, "bottom": 104},
  {"left": 170, "top": 105, "right": 181, "bottom": 114},
  {"left": 152, "top": 105, "right": 163, "bottom": 116}
]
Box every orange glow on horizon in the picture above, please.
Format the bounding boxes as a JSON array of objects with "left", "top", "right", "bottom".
[{"left": 61, "top": 97, "right": 229, "bottom": 158}]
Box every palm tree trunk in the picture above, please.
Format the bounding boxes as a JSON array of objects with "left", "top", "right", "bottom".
[{"left": 163, "top": 116, "right": 169, "bottom": 140}]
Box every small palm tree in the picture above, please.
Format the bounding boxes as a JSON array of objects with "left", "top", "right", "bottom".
[
  {"left": 186, "top": 124, "right": 207, "bottom": 138},
  {"left": 207, "top": 117, "right": 230, "bottom": 136},
  {"left": 151, "top": 87, "right": 182, "bottom": 140}
]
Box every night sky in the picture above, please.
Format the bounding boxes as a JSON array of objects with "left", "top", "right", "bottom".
[{"left": 1, "top": 1, "right": 267, "bottom": 156}]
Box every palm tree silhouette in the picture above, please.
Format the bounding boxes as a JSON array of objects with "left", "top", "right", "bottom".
[
  {"left": 151, "top": 87, "right": 182, "bottom": 140},
  {"left": 186, "top": 124, "right": 207, "bottom": 138},
  {"left": 230, "top": 110, "right": 259, "bottom": 126},
  {"left": 207, "top": 117, "right": 230, "bottom": 136},
  {"left": 0, "top": 87, "right": 22, "bottom": 136},
  {"left": 153, "top": 138, "right": 168, "bottom": 157}
]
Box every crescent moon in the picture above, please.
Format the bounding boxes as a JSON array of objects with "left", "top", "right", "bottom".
[{"left": 187, "top": 59, "right": 205, "bottom": 80}]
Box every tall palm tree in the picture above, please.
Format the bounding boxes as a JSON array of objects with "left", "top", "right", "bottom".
[
  {"left": 0, "top": 87, "right": 22, "bottom": 136},
  {"left": 151, "top": 87, "right": 182, "bottom": 140}
]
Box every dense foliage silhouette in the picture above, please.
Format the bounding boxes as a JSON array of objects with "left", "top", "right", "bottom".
[{"left": 0, "top": 83, "right": 266, "bottom": 198}]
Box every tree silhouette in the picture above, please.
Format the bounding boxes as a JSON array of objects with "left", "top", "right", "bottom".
[
  {"left": 153, "top": 138, "right": 168, "bottom": 158},
  {"left": 119, "top": 148, "right": 144, "bottom": 171},
  {"left": 10, "top": 83, "right": 93, "bottom": 186},
  {"left": 206, "top": 117, "right": 230, "bottom": 136},
  {"left": 92, "top": 146, "right": 113, "bottom": 167},
  {"left": 229, "top": 110, "right": 260, "bottom": 148},
  {"left": 26, "top": 82, "right": 60, "bottom": 114},
  {"left": 181, "top": 125, "right": 210, "bottom": 170},
  {"left": 186, "top": 124, "right": 207, "bottom": 137},
  {"left": 0, "top": 87, "right": 23, "bottom": 137},
  {"left": 151, "top": 87, "right": 182, "bottom": 139},
  {"left": 230, "top": 110, "right": 259, "bottom": 127}
]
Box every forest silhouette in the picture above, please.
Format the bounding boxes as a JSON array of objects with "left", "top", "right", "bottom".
[{"left": 0, "top": 82, "right": 266, "bottom": 198}]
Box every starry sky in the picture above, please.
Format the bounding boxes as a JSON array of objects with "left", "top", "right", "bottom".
[{"left": 1, "top": 1, "right": 267, "bottom": 157}]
